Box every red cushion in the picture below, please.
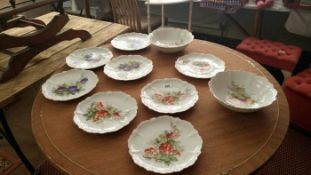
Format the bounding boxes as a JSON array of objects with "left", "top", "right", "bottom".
[
  {"left": 284, "top": 86, "right": 311, "bottom": 131},
  {"left": 285, "top": 68, "right": 311, "bottom": 98},
  {"left": 236, "top": 37, "right": 302, "bottom": 72}
]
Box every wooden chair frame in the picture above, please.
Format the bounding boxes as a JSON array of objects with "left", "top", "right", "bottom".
[{"left": 110, "top": 0, "right": 143, "bottom": 32}]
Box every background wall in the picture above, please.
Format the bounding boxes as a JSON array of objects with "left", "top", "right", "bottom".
[
  {"left": 138, "top": 1, "right": 311, "bottom": 51},
  {"left": 21, "top": 0, "right": 311, "bottom": 51}
]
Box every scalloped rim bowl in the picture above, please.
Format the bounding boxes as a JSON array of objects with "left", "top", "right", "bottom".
[
  {"left": 73, "top": 91, "right": 138, "bottom": 134},
  {"left": 141, "top": 78, "right": 199, "bottom": 113},
  {"left": 149, "top": 27, "right": 194, "bottom": 53},
  {"left": 128, "top": 115, "right": 203, "bottom": 174},
  {"left": 208, "top": 70, "right": 277, "bottom": 112},
  {"left": 41, "top": 69, "right": 98, "bottom": 101}
]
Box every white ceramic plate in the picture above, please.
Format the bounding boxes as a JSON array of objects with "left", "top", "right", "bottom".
[
  {"left": 111, "top": 32, "right": 150, "bottom": 51},
  {"left": 149, "top": 27, "right": 193, "bottom": 53},
  {"left": 209, "top": 70, "right": 278, "bottom": 112},
  {"left": 73, "top": 91, "right": 138, "bottom": 134},
  {"left": 128, "top": 115, "right": 203, "bottom": 174},
  {"left": 104, "top": 55, "right": 153, "bottom": 81},
  {"left": 141, "top": 78, "right": 198, "bottom": 113},
  {"left": 66, "top": 47, "right": 113, "bottom": 69},
  {"left": 42, "top": 69, "right": 98, "bottom": 101},
  {"left": 175, "top": 53, "right": 225, "bottom": 79}
]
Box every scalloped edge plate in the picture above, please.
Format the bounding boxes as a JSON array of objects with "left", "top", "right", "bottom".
[
  {"left": 175, "top": 53, "right": 225, "bottom": 79},
  {"left": 42, "top": 69, "right": 98, "bottom": 101},
  {"left": 111, "top": 33, "right": 150, "bottom": 51},
  {"left": 141, "top": 78, "right": 198, "bottom": 113},
  {"left": 66, "top": 47, "right": 113, "bottom": 69},
  {"left": 104, "top": 55, "right": 153, "bottom": 81},
  {"left": 128, "top": 115, "right": 203, "bottom": 174},
  {"left": 73, "top": 91, "right": 138, "bottom": 134}
]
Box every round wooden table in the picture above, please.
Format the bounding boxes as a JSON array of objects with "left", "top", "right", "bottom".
[{"left": 32, "top": 39, "right": 289, "bottom": 175}]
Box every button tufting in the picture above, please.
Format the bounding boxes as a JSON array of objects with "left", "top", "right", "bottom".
[
  {"left": 278, "top": 49, "right": 287, "bottom": 55},
  {"left": 236, "top": 37, "right": 302, "bottom": 72}
]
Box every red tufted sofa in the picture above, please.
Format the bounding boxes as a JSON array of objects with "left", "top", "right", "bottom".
[
  {"left": 284, "top": 66, "right": 311, "bottom": 132},
  {"left": 236, "top": 37, "right": 302, "bottom": 72}
]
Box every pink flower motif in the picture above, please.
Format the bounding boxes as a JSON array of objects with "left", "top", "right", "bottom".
[
  {"left": 173, "top": 149, "right": 181, "bottom": 156},
  {"left": 166, "top": 132, "right": 177, "bottom": 139},
  {"left": 144, "top": 147, "right": 157, "bottom": 155},
  {"left": 95, "top": 111, "right": 108, "bottom": 119},
  {"left": 95, "top": 102, "right": 106, "bottom": 111},
  {"left": 159, "top": 143, "right": 174, "bottom": 155},
  {"left": 162, "top": 96, "right": 175, "bottom": 105},
  {"left": 113, "top": 112, "right": 120, "bottom": 120}
]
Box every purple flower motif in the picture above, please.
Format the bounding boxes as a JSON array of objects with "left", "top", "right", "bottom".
[
  {"left": 118, "top": 61, "right": 141, "bottom": 71},
  {"left": 53, "top": 77, "right": 87, "bottom": 96},
  {"left": 132, "top": 63, "right": 140, "bottom": 69},
  {"left": 68, "top": 86, "right": 79, "bottom": 94},
  {"left": 80, "top": 78, "right": 88, "bottom": 84}
]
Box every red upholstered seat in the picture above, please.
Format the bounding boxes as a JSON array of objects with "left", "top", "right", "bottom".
[
  {"left": 236, "top": 37, "right": 302, "bottom": 72},
  {"left": 284, "top": 67, "right": 311, "bottom": 131},
  {"left": 285, "top": 68, "right": 311, "bottom": 98}
]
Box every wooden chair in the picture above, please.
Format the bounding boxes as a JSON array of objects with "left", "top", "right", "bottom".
[{"left": 110, "top": 0, "right": 162, "bottom": 33}]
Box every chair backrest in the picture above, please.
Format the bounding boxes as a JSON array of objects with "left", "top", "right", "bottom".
[{"left": 110, "top": 0, "right": 142, "bottom": 32}]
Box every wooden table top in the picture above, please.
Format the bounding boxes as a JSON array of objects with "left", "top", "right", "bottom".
[
  {"left": 0, "top": 12, "right": 129, "bottom": 107},
  {"left": 32, "top": 39, "right": 289, "bottom": 175}
]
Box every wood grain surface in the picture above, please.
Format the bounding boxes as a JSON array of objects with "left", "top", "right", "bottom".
[
  {"left": 0, "top": 12, "right": 129, "bottom": 107},
  {"left": 32, "top": 39, "right": 289, "bottom": 175}
]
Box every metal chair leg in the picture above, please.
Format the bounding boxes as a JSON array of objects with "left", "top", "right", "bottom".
[{"left": 0, "top": 109, "right": 35, "bottom": 174}]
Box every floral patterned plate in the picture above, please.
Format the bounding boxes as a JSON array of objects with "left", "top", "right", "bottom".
[
  {"left": 209, "top": 70, "right": 277, "bottom": 112},
  {"left": 66, "top": 47, "right": 113, "bottom": 69},
  {"left": 175, "top": 53, "right": 225, "bottom": 79},
  {"left": 73, "top": 91, "right": 138, "bottom": 134},
  {"left": 128, "top": 115, "right": 203, "bottom": 174},
  {"left": 42, "top": 69, "right": 98, "bottom": 101},
  {"left": 111, "top": 33, "right": 150, "bottom": 51},
  {"left": 141, "top": 78, "right": 198, "bottom": 113},
  {"left": 104, "top": 55, "right": 153, "bottom": 81}
]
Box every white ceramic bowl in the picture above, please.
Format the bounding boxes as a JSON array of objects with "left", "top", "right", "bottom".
[
  {"left": 141, "top": 78, "right": 198, "bottom": 113},
  {"left": 208, "top": 70, "right": 277, "bottom": 112},
  {"left": 149, "top": 27, "right": 194, "bottom": 53},
  {"left": 128, "top": 115, "right": 203, "bottom": 174}
]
